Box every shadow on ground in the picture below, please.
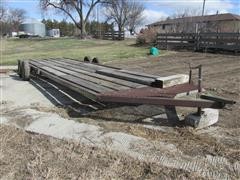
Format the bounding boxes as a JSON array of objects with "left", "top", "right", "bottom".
[{"left": 10, "top": 74, "right": 183, "bottom": 127}]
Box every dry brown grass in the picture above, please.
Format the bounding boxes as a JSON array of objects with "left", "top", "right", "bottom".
[
  {"left": 0, "top": 125, "right": 203, "bottom": 179},
  {"left": 83, "top": 117, "right": 240, "bottom": 165}
]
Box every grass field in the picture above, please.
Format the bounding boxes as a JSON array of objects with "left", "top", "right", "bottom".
[{"left": 1, "top": 38, "right": 164, "bottom": 65}]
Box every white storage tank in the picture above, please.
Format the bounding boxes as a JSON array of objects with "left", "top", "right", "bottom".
[{"left": 19, "top": 19, "right": 46, "bottom": 37}]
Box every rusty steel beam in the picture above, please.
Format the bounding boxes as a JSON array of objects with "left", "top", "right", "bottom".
[
  {"left": 97, "top": 95, "right": 222, "bottom": 108},
  {"left": 200, "top": 94, "right": 236, "bottom": 105},
  {"left": 98, "top": 83, "right": 198, "bottom": 99},
  {"left": 0, "top": 69, "right": 11, "bottom": 74}
]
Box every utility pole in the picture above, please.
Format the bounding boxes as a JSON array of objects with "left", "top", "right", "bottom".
[
  {"left": 202, "top": 0, "right": 206, "bottom": 16},
  {"left": 200, "top": 0, "right": 206, "bottom": 33},
  {"left": 97, "top": 4, "right": 100, "bottom": 37}
]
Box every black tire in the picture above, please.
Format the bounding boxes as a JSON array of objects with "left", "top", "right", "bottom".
[
  {"left": 84, "top": 56, "right": 91, "bottom": 63},
  {"left": 92, "top": 57, "right": 99, "bottom": 64},
  {"left": 21, "top": 60, "right": 30, "bottom": 81},
  {"left": 17, "top": 60, "right": 22, "bottom": 78}
]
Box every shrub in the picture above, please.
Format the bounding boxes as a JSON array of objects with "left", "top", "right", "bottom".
[{"left": 136, "top": 28, "right": 158, "bottom": 45}]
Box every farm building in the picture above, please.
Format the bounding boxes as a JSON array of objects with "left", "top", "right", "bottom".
[
  {"left": 19, "top": 19, "right": 46, "bottom": 37},
  {"left": 47, "top": 29, "right": 60, "bottom": 38},
  {"left": 147, "top": 13, "right": 240, "bottom": 33}
]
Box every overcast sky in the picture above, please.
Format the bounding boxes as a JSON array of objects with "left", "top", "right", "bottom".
[{"left": 4, "top": 0, "right": 240, "bottom": 24}]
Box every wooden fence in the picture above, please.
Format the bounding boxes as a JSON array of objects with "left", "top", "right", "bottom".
[
  {"left": 157, "top": 33, "right": 240, "bottom": 53},
  {"left": 94, "top": 31, "right": 125, "bottom": 40}
]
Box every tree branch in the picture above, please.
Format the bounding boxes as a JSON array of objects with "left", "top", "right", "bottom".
[
  {"left": 84, "top": 0, "right": 100, "bottom": 23},
  {"left": 46, "top": 2, "right": 81, "bottom": 29}
]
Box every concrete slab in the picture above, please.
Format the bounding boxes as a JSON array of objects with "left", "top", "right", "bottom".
[
  {"left": 185, "top": 108, "right": 219, "bottom": 129},
  {"left": 0, "top": 73, "right": 53, "bottom": 108},
  {"left": 0, "top": 66, "right": 17, "bottom": 70}
]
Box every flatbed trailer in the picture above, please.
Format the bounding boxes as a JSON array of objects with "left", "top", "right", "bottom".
[{"left": 17, "top": 57, "right": 236, "bottom": 128}]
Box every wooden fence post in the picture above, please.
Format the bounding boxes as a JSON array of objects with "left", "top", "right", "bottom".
[
  {"left": 166, "top": 34, "right": 168, "bottom": 50},
  {"left": 112, "top": 30, "right": 114, "bottom": 40}
]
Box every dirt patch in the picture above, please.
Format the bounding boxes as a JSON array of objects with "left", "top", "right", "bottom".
[
  {"left": 86, "top": 105, "right": 166, "bottom": 124},
  {"left": 108, "top": 51, "right": 240, "bottom": 128}
]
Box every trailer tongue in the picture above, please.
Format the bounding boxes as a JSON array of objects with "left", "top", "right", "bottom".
[{"left": 18, "top": 57, "right": 236, "bottom": 129}]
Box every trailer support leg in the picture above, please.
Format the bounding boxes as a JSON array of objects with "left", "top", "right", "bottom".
[{"left": 164, "top": 105, "right": 180, "bottom": 125}]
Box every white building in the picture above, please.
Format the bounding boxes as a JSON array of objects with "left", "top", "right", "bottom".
[
  {"left": 11, "top": 32, "right": 18, "bottom": 37},
  {"left": 47, "top": 29, "right": 60, "bottom": 38}
]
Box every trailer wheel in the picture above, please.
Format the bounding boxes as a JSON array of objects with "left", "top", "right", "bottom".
[
  {"left": 17, "top": 60, "right": 22, "bottom": 78},
  {"left": 21, "top": 60, "right": 30, "bottom": 81},
  {"left": 92, "top": 57, "right": 99, "bottom": 64},
  {"left": 84, "top": 56, "right": 91, "bottom": 63}
]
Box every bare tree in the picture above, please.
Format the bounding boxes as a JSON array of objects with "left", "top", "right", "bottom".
[
  {"left": 104, "top": 0, "right": 145, "bottom": 36},
  {"left": 0, "top": 6, "right": 6, "bottom": 21},
  {"left": 170, "top": 9, "right": 202, "bottom": 33},
  {"left": 40, "top": 0, "right": 108, "bottom": 37},
  {"left": 0, "top": 0, "right": 7, "bottom": 21},
  {"left": 8, "top": 8, "right": 26, "bottom": 32},
  {"left": 126, "top": 1, "right": 145, "bottom": 35},
  {"left": 0, "top": 7, "right": 26, "bottom": 36}
]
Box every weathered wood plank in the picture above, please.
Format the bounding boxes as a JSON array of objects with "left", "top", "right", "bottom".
[
  {"left": 35, "top": 59, "right": 189, "bottom": 89},
  {"left": 48, "top": 58, "right": 97, "bottom": 72},
  {"left": 119, "top": 69, "right": 160, "bottom": 79},
  {"left": 62, "top": 75, "right": 113, "bottom": 93},
  {"left": 53, "top": 58, "right": 160, "bottom": 79},
  {"left": 29, "top": 64, "right": 99, "bottom": 99},
  {"left": 156, "top": 74, "right": 189, "bottom": 88},
  {"left": 30, "top": 60, "right": 114, "bottom": 93},
  {"left": 36, "top": 60, "right": 130, "bottom": 91},
  {"left": 97, "top": 69, "right": 156, "bottom": 85},
  {"left": 30, "top": 61, "right": 67, "bottom": 76},
  {"left": 54, "top": 58, "right": 113, "bottom": 72},
  {"left": 40, "top": 59, "right": 145, "bottom": 88},
  {"left": 61, "top": 57, "right": 122, "bottom": 70},
  {"left": 34, "top": 67, "right": 98, "bottom": 100},
  {"left": 52, "top": 60, "right": 187, "bottom": 89}
]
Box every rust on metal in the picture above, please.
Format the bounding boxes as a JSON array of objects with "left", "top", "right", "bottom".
[
  {"left": 97, "top": 95, "right": 222, "bottom": 108},
  {"left": 99, "top": 83, "right": 198, "bottom": 98},
  {"left": 187, "top": 64, "right": 203, "bottom": 114},
  {"left": 0, "top": 69, "right": 11, "bottom": 74},
  {"left": 97, "top": 82, "right": 225, "bottom": 108}
]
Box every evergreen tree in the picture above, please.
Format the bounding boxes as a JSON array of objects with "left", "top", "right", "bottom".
[{"left": 41, "top": 19, "right": 113, "bottom": 37}]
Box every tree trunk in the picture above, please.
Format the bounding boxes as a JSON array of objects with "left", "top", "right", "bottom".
[
  {"left": 118, "top": 25, "right": 122, "bottom": 40},
  {"left": 81, "top": 21, "right": 87, "bottom": 38}
]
